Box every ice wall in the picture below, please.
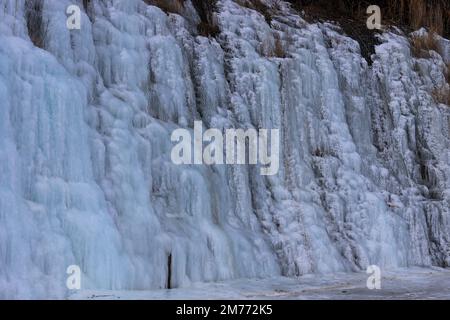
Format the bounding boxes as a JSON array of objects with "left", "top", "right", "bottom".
[{"left": 0, "top": 0, "right": 449, "bottom": 298}]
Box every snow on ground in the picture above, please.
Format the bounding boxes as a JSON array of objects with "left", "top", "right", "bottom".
[{"left": 71, "top": 268, "right": 450, "bottom": 300}]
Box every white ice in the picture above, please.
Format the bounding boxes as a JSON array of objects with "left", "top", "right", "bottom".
[{"left": 0, "top": 0, "right": 449, "bottom": 299}]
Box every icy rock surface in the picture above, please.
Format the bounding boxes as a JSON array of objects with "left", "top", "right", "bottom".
[{"left": 0, "top": 0, "right": 449, "bottom": 298}]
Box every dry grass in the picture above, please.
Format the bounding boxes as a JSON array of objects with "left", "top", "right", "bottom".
[
  {"left": 269, "top": 33, "right": 286, "bottom": 58},
  {"left": 431, "top": 64, "right": 450, "bottom": 106},
  {"left": 286, "top": 0, "right": 450, "bottom": 38},
  {"left": 410, "top": 32, "right": 441, "bottom": 58},
  {"left": 273, "top": 35, "right": 285, "bottom": 58},
  {"left": 145, "top": 0, "right": 185, "bottom": 15},
  {"left": 408, "top": 0, "right": 445, "bottom": 35},
  {"left": 432, "top": 86, "right": 450, "bottom": 106}
]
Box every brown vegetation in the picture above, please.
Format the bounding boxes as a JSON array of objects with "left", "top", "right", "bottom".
[
  {"left": 432, "top": 64, "right": 450, "bottom": 106},
  {"left": 432, "top": 86, "right": 450, "bottom": 105},
  {"left": 410, "top": 32, "right": 441, "bottom": 58},
  {"left": 145, "top": 0, "right": 185, "bottom": 15},
  {"left": 286, "top": 0, "right": 450, "bottom": 37},
  {"left": 266, "top": 33, "right": 286, "bottom": 58},
  {"left": 272, "top": 34, "right": 286, "bottom": 58}
]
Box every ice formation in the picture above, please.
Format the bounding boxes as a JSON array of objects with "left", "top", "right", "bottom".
[{"left": 0, "top": 0, "right": 449, "bottom": 298}]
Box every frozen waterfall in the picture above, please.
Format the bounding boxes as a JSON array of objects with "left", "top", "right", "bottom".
[{"left": 0, "top": 0, "right": 449, "bottom": 298}]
